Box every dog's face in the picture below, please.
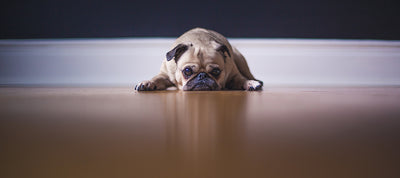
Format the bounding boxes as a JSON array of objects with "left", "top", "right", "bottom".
[{"left": 166, "top": 42, "right": 231, "bottom": 91}]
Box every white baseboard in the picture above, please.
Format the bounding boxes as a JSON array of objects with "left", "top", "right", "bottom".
[{"left": 1, "top": 38, "right": 399, "bottom": 86}]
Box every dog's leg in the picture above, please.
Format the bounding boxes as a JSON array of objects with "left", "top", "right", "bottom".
[
  {"left": 135, "top": 73, "right": 174, "bottom": 91},
  {"left": 227, "top": 73, "right": 263, "bottom": 91},
  {"left": 229, "top": 47, "right": 263, "bottom": 91}
]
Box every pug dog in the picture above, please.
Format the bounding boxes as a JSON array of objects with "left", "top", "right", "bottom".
[{"left": 135, "top": 28, "right": 263, "bottom": 91}]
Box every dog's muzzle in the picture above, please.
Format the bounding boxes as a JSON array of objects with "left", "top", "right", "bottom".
[{"left": 183, "top": 72, "right": 219, "bottom": 91}]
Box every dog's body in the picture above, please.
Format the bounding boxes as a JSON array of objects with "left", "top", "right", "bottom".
[{"left": 135, "top": 28, "right": 263, "bottom": 91}]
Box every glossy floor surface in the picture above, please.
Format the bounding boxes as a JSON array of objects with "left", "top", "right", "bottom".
[{"left": 1, "top": 87, "right": 400, "bottom": 178}]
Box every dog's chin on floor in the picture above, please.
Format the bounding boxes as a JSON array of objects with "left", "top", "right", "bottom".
[{"left": 186, "top": 84, "right": 214, "bottom": 91}]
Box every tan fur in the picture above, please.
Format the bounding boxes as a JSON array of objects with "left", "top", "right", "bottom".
[{"left": 135, "top": 28, "right": 262, "bottom": 91}]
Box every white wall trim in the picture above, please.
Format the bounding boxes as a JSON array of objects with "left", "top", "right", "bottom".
[{"left": 1, "top": 38, "right": 400, "bottom": 86}]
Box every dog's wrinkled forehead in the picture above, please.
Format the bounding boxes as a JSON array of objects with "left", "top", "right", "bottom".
[{"left": 166, "top": 40, "right": 231, "bottom": 63}]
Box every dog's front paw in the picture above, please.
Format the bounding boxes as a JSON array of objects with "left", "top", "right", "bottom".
[
  {"left": 135, "top": 81, "right": 157, "bottom": 91},
  {"left": 244, "top": 80, "right": 263, "bottom": 91}
]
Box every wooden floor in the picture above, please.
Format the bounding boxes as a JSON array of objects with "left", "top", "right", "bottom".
[{"left": 1, "top": 87, "right": 400, "bottom": 178}]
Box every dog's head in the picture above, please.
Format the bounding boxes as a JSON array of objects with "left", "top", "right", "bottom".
[{"left": 166, "top": 41, "right": 231, "bottom": 91}]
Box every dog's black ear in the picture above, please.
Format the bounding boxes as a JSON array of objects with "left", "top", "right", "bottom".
[
  {"left": 166, "top": 44, "right": 188, "bottom": 62},
  {"left": 217, "top": 45, "right": 231, "bottom": 62}
]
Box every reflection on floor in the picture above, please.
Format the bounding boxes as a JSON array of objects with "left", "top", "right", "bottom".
[{"left": 1, "top": 87, "right": 400, "bottom": 178}]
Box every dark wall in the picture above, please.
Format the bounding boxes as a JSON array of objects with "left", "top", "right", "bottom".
[{"left": 1, "top": 0, "right": 399, "bottom": 39}]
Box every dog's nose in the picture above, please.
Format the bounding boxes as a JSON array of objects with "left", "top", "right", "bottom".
[{"left": 197, "top": 72, "right": 207, "bottom": 80}]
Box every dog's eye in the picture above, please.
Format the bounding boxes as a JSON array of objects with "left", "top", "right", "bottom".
[
  {"left": 211, "top": 68, "right": 221, "bottom": 77},
  {"left": 183, "top": 67, "right": 193, "bottom": 77}
]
